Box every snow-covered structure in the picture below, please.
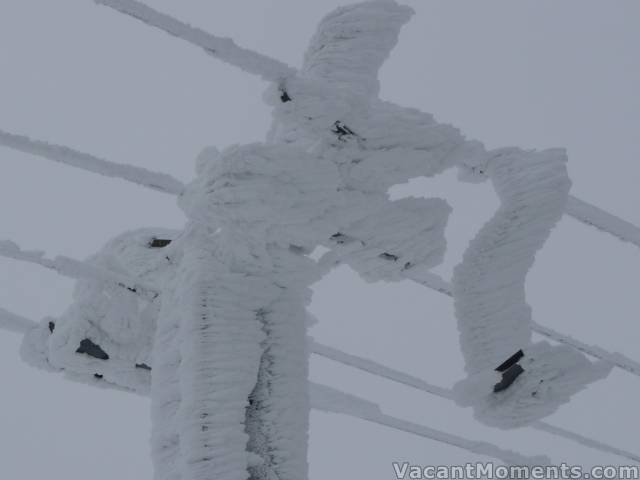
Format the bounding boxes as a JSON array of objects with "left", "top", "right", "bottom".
[
  {"left": 0, "top": 0, "right": 625, "bottom": 478},
  {"left": 272, "top": 0, "right": 608, "bottom": 432},
  {"left": 162, "top": 143, "right": 344, "bottom": 480},
  {"left": 19, "top": 228, "right": 178, "bottom": 393},
  {"left": 451, "top": 149, "right": 611, "bottom": 428},
  {"left": 13, "top": 224, "right": 553, "bottom": 467}
]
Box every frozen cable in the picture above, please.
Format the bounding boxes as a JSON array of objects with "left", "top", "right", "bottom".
[
  {"left": 94, "top": 0, "right": 296, "bottom": 82},
  {"left": 0, "top": 240, "right": 159, "bottom": 300},
  {"left": 312, "top": 341, "right": 640, "bottom": 463},
  {"left": 0, "top": 307, "right": 38, "bottom": 334},
  {"left": 405, "top": 269, "right": 640, "bottom": 378},
  {"left": 0, "top": 129, "right": 185, "bottom": 195},
  {"left": 310, "top": 383, "right": 548, "bottom": 466}
]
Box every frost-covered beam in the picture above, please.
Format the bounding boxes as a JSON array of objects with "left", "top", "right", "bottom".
[
  {"left": 5, "top": 231, "right": 637, "bottom": 381},
  {"left": 566, "top": 196, "right": 640, "bottom": 249},
  {"left": 312, "top": 341, "right": 452, "bottom": 399},
  {"left": 4, "top": 306, "right": 542, "bottom": 466},
  {"left": 367, "top": 414, "right": 547, "bottom": 465},
  {"left": 532, "top": 422, "right": 640, "bottom": 464},
  {"left": 5, "top": 127, "right": 638, "bottom": 252},
  {"left": 0, "top": 240, "right": 158, "bottom": 300},
  {"left": 403, "top": 267, "right": 455, "bottom": 297},
  {"left": 94, "top": 0, "right": 296, "bottom": 82},
  {"left": 532, "top": 321, "right": 640, "bottom": 378},
  {"left": 313, "top": 341, "right": 640, "bottom": 463},
  {"left": 406, "top": 269, "right": 640, "bottom": 379},
  {"left": 3, "top": 301, "right": 632, "bottom": 463},
  {"left": 5, "top": 304, "right": 539, "bottom": 463},
  {"left": 0, "top": 307, "right": 38, "bottom": 334},
  {"left": 4, "top": 232, "right": 638, "bottom": 382},
  {"left": 310, "top": 382, "right": 381, "bottom": 421},
  {"left": 0, "top": 129, "right": 185, "bottom": 195},
  {"left": 312, "top": 383, "right": 549, "bottom": 466}
]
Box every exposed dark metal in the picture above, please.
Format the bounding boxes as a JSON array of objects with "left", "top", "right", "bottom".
[
  {"left": 332, "top": 121, "right": 356, "bottom": 140},
  {"left": 379, "top": 252, "right": 399, "bottom": 262},
  {"left": 495, "top": 349, "right": 524, "bottom": 372},
  {"left": 48, "top": 321, "right": 56, "bottom": 333},
  {"left": 493, "top": 364, "right": 525, "bottom": 393},
  {"left": 76, "top": 338, "right": 110, "bottom": 360},
  {"left": 280, "top": 89, "right": 292, "bottom": 102},
  {"left": 330, "top": 233, "right": 349, "bottom": 245},
  {"left": 149, "top": 238, "right": 172, "bottom": 248}
]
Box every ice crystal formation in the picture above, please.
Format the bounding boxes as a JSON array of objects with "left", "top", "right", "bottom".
[{"left": 1, "top": 0, "right": 624, "bottom": 478}]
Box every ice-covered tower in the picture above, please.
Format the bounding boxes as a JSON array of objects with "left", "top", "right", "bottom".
[
  {"left": 151, "top": 143, "right": 341, "bottom": 480},
  {"left": 3, "top": 1, "right": 622, "bottom": 478}
]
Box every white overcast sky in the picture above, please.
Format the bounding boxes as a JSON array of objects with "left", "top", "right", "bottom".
[{"left": 0, "top": 1, "right": 639, "bottom": 479}]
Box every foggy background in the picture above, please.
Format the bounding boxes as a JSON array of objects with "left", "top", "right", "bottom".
[{"left": 1, "top": 1, "right": 639, "bottom": 478}]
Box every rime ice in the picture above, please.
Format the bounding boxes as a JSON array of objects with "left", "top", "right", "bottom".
[{"left": 2, "top": 0, "right": 622, "bottom": 478}]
